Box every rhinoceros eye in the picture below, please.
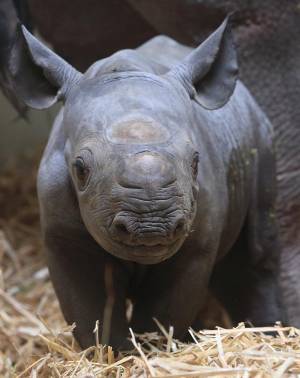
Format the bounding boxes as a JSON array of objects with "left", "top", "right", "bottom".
[
  {"left": 73, "top": 156, "right": 91, "bottom": 191},
  {"left": 191, "top": 152, "right": 199, "bottom": 179}
]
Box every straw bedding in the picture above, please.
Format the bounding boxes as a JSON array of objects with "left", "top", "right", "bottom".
[{"left": 0, "top": 162, "right": 300, "bottom": 378}]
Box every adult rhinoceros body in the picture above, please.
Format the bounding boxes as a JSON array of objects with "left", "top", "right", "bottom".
[{"left": 10, "top": 19, "right": 283, "bottom": 349}]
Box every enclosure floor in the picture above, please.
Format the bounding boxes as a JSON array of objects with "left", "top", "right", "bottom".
[{"left": 0, "top": 163, "right": 300, "bottom": 377}]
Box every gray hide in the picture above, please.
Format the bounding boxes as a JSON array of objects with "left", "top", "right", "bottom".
[{"left": 9, "top": 19, "right": 283, "bottom": 349}]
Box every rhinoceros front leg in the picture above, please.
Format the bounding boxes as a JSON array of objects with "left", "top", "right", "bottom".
[
  {"left": 129, "top": 241, "right": 215, "bottom": 338},
  {"left": 212, "top": 144, "right": 284, "bottom": 326},
  {"left": 44, "top": 228, "right": 131, "bottom": 350},
  {"left": 242, "top": 142, "right": 284, "bottom": 325},
  {"left": 211, "top": 226, "right": 283, "bottom": 327}
]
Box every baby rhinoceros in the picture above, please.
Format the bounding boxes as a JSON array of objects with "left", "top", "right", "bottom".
[{"left": 10, "top": 18, "right": 283, "bottom": 349}]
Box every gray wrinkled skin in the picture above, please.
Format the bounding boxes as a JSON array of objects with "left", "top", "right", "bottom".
[
  {"left": 129, "top": 0, "right": 300, "bottom": 330},
  {"left": 63, "top": 77, "right": 197, "bottom": 264},
  {"left": 10, "top": 19, "right": 283, "bottom": 349},
  {"left": 0, "top": 0, "right": 30, "bottom": 115},
  {"left": 24, "top": 0, "right": 300, "bottom": 329}
]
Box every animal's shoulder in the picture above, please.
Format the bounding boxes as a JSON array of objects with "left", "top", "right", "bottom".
[
  {"left": 230, "top": 81, "right": 273, "bottom": 132},
  {"left": 37, "top": 126, "right": 81, "bottom": 229},
  {"left": 84, "top": 36, "right": 193, "bottom": 77},
  {"left": 84, "top": 48, "right": 167, "bottom": 77},
  {"left": 37, "top": 110, "right": 70, "bottom": 201},
  {"left": 137, "top": 35, "right": 193, "bottom": 70}
]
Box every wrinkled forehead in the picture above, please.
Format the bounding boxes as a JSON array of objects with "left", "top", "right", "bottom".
[
  {"left": 106, "top": 115, "right": 171, "bottom": 145},
  {"left": 65, "top": 73, "right": 190, "bottom": 132}
]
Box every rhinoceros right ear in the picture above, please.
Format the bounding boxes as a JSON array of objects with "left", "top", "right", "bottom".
[
  {"left": 165, "top": 17, "right": 238, "bottom": 110},
  {"left": 9, "top": 25, "right": 82, "bottom": 109}
]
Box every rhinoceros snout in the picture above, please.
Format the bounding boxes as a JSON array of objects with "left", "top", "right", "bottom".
[{"left": 110, "top": 212, "right": 186, "bottom": 247}]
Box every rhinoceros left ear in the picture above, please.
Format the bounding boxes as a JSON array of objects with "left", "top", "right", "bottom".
[
  {"left": 165, "top": 17, "right": 238, "bottom": 110},
  {"left": 9, "top": 25, "right": 82, "bottom": 109}
]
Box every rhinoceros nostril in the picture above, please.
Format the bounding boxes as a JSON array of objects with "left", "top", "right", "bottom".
[
  {"left": 112, "top": 218, "right": 131, "bottom": 240},
  {"left": 173, "top": 217, "right": 185, "bottom": 238},
  {"left": 116, "top": 223, "right": 129, "bottom": 234},
  {"left": 111, "top": 213, "right": 186, "bottom": 246}
]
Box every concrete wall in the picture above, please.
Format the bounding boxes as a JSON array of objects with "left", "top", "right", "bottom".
[{"left": 0, "top": 91, "right": 59, "bottom": 169}]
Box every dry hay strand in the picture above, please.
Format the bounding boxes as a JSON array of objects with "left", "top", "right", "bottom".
[{"left": 0, "top": 163, "right": 300, "bottom": 378}]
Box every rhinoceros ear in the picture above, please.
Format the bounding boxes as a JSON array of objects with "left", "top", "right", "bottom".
[
  {"left": 8, "top": 25, "right": 82, "bottom": 109},
  {"left": 165, "top": 17, "right": 238, "bottom": 110}
]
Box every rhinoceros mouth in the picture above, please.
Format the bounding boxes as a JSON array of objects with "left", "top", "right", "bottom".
[
  {"left": 121, "top": 243, "right": 181, "bottom": 264},
  {"left": 96, "top": 231, "right": 184, "bottom": 264},
  {"left": 118, "top": 239, "right": 176, "bottom": 248},
  {"left": 119, "top": 240, "right": 176, "bottom": 252}
]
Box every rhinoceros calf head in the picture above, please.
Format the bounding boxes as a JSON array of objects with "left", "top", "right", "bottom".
[
  {"left": 9, "top": 19, "right": 237, "bottom": 263},
  {"left": 63, "top": 72, "right": 200, "bottom": 263}
]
